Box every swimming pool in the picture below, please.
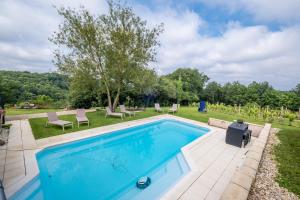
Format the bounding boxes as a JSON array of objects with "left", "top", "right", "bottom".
[{"left": 11, "top": 119, "right": 210, "bottom": 200}]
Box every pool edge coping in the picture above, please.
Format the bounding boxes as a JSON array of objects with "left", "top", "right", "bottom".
[{"left": 5, "top": 114, "right": 217, "bottom": 199}]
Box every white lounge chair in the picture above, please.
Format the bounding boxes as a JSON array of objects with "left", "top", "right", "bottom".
[
  {"left": 105, "top": 107, "right": 123, "bottom": 119},
  {"left": 46, "top": 112, "right": 73, "bottom": 131},
  {"left": 76, "top": 109, "right": 89, "bottom": 127},
  {"left": 120, "top": 105, "right": 135, "bottom": 116},
  {"left": 168, "top": 104, "right": 178, "bottom": 114},
  {"left": 155, "top": 103, "right": 163, "bottom": 112}
]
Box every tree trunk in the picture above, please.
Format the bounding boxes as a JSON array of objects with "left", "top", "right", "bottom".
[
  {"left": 112, "top": 88, "right": 121, "bottom": 111},
  {"left": 104, "top": 83, "right": 113, "bottom": 111},
  {"left": 107, "top": 93, "right": 112, "bottom": 110}
]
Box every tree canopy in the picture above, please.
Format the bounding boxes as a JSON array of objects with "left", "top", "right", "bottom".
[
  {"left": 0, "top": 70, "right": 68, "bottom": 107},
  {"left": 51, "top": 1, "right": 163, "bottom": 110}
]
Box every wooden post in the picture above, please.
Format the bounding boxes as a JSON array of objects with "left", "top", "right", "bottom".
[{"left": 298, "top": 108, "right": 300, "bottom": 120}]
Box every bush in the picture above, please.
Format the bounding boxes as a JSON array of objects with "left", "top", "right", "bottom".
[
  {"left": 285, "top": 113, "right": 296, "bottom": 126},
  {"left": 33, "top": 95, "right": 53, "bottom": 108}
]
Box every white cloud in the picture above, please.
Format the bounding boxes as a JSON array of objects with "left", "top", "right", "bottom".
[
  {"left": 136, "top": 6, "right": 300, "bottom": 90},
  {"left": 0, "top": 1, "right": 299, "bottom": 90},
  {"left": 196, "top": 0, "right": 300, "bottom": 23},
  {"left": 0, "top": 0, "right": 107, "bottom": 72}
]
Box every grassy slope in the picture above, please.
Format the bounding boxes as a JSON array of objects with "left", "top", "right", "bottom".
[
  {"left": 6, "top": 108, "right": 62, "bottom": 116},
  {"left": 29, "top": 106, "right": 300, "bottom": 196}
]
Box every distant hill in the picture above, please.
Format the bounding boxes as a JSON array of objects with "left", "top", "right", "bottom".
[{"left": 0, "top": 70, "right": 69, "bottom": 106}]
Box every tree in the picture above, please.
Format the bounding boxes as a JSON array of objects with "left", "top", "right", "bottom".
[
  {"left": 0, "top": 70, "right": 68, "bottom": 106},
  {"left": 51, "top": 1, "right": 163, "bottom": 111},
  {"left": 155, "top": 77, "right": 177, "bottom": 105},
  {"left": 203, "top": 81, "right": 223, "bottom": 103},
  {"left": 293, "top": 83, "right": 300, "bottom": 97},
  {"left": 68, "top": 65, "right": 102, "bottom": 109},
  {"left": 223, "top": 82, "right": 247, "bottom": 105},
  {"left": 167, "top": 68, "right": 209, "bottom": 104},
  {"left": 246, "top": 81, "right": 273, "bottom": 106}
]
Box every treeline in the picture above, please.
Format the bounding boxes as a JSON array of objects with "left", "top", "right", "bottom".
[
  {"left": 0, "top": 69, "right": 299, "bottom": 111},
  {"left": 203, "top": 81, "right": 300, "bottom": 111},
  {"left": 70, "top": 68, "right": 300, "bottom": 111},
  {"left": 0, "top": 70, "right": 68, "bottom": 108}
]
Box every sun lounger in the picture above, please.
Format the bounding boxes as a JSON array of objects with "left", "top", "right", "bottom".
[
  {"left": 105, "top": 107, "right": 123, "bottom": 119},
  {"left": 168, "top": 104, "right": 178, "bottom": 114},
  {"left": 120, "top": 105, "right": 135, "bottom": 116},
  {"left": 76, "top": 109, "right": 89, "bottom": 127},
  {"left": 155, "top": 103, "right": 163, "bottom": 112},
  {"left": 46, "top": 112, "right": 73, "bottom": 131}
]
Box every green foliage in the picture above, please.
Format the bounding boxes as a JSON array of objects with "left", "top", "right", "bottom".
[
  {"left": 203, "top": 81, "right": 223, "bottom": 103},
  {"left": 0, "top": 70, "right": 68, "bottom": 106},
  {"left": 51, "top": 1, "right": 163, "bottom": 111},
  {"left": 222, "top": 81, "right": 247, "bottom": 105},
  {"left": 68, "top": 67, "right": 101, "bottom": 109},
  {"left": 284, "top": 113, "right": 296, "bottom": 126},
  {"left": 207, "top": 103, "right": 298, "bottom": 125},
  {"left": 155, "top": 77, "right": 177, "bottom": 105},
  {"left": 33, "top": 95, "right": 54, "bottom": 108},
  {"left": 293, "top": 84, "right": 300, "bottom": 97},
  {"left": 167, "top": 68, "right": 209, "bottom": 104},
  {"left": 203, "top": 81, "right": 300, "bottom": 111}
]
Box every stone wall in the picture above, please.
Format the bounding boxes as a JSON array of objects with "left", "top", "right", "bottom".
[{"left": 208, "top": 118, "right": 264, "bottom": 137}]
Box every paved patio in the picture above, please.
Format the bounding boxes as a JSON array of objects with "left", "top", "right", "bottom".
[
  {"left": 1, "top": 114, "right": 257, "bottom": 199},
  {"left": 162, "top": 119, "right": 254, "bottom": 200}
]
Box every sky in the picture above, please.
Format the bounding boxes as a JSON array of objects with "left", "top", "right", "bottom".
[{"left": 0, "top": 0, "right": 300, "bottom": 90}]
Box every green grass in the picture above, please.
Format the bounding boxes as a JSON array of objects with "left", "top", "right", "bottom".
[
  {"left": 29, "top": 106, "right": 300, "bottom": 196},
  {"left": 274, "top": 127, "right": 300, "bottom": 196},
  {"left": 29, "top": 109, "right": 160, "bottom": 139},
  {"left": 6, "top": 108, "right": 62, "bottom": 116}
]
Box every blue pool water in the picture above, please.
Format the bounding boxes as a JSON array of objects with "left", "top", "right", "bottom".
[{"left": 11, "top": 119, "right": 210, "bottom": 200}]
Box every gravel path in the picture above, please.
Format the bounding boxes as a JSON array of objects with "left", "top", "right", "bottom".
[{"left": 248, "top": 129, "right": 299, "bottom": 200}]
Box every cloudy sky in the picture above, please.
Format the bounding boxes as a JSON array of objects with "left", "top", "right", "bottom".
[{"left": 0, "top": 0, "right": 300, "bottom": 90}]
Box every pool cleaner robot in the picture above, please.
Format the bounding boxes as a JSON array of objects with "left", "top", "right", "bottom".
[{"left": 136, "top": 176, "right": 151, "bottom": 189}]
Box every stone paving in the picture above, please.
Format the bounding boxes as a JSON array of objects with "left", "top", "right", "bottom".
[
  {"left": 161, "top": 117, "right": 255, "bottom": 200},
  {"left": 1, "top": 114, "right": 267, "bottom": 199},
  {"left": 0, "top": 120, "right": 37, "bottom": 191}
]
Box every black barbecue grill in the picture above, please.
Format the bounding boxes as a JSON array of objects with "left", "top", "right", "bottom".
[{"left": 225, "top": 122, "right": 251, "bottom": 148}]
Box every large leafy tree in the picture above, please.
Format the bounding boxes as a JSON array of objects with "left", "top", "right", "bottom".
[
  {"left": 166, "top": 68, "right": 209, "bottom": 104},
  {"left": 51, "top": 1, "right": 163, "bottom": 110},
  {"left": 246, "top": 81, "right": 273, "bottom": 106},
  {"left": 203, "top": 81, "right": 223, "bottom": 103},
  {"left": 223, "top": 81, "right": 247, "bottom": 105}
]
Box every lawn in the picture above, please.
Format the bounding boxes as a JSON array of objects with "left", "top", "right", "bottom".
[
  {"left": 29, "top": 108, "right": 160, "bottom": 139},
  {"left": 6, "top": 108, "right": 62, "bottom": 116},
  {"left": 29, "top": 106, "right": 300, "bottom": 196}
]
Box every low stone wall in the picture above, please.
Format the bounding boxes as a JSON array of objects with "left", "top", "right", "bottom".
[
  {"left": 208, "top": 118, "right": 230, "bottom": 129},
  {"left": 220, "top": 123, "right": 272, "bottom": 200},
  {"left": 208, "top": 118, "right": 264, "bottom": 137}
]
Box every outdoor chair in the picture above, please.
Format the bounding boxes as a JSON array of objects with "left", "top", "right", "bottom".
[
  {"left": 168, "top": 104, "right": 178, "bottom": 114},
  {"left": 46, "top": 112, "right": 73, "bottom": 131},
  {"left": 76, "top": 109, "right": 90, "bottom": 127},
  {"left": 105, "top": 107, "right": 123, "bottom": 119},
  {"left": 154, "top": 103, "right": 163, "bottom": 112},
  {"left": 120, "top": 105, "right": 135, "bottom": 117}
]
